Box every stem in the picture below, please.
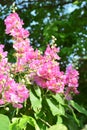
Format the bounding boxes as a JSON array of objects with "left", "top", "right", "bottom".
[
  {"left": 39, "top": 117, "right": 51, "bottom": 127},
  {"left": 16, "top": 108, "right": 19, "bottom": 115},
  {"left": 0, "top": 103, "right": 9, "bottom": 108}
]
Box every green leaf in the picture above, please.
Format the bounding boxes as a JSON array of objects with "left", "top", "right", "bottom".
[
  {"left": 70, "top": 100, "right": 87, "bottom": 116},
  {"left": 59, "top": 104, "right": 65, "bottom": 115},
  {"left": 18, "top": 117, "right": 28, "bottom": 129},
  {"left": 52, "top": 94, "right": 65, "bottom": 105},
  {"left": 59, "top": 33, "right": 65, "bottom": 39},
  {"left": 57, "top": 116, "right": 63, "bottom": 124},
  {"left": 46, "top": 98, "right": 64, "bottom": 116},
  {"left": 30, "top": 88, "right": 42, "bottom": 113},
  {"left": 10, "top": 118, "right": 20, "bottom": 130},
  {"left": 22, "top": 115, "right": 40, "bottom": 130},
  {"left": 64, "top": 115, "right": 79, "bottom": 130},
  {"left": 73, "top": 0, "right": 79, "bottom": 5},
  {"left": 0, "top": 114, "right": 10, "bottom": 130},
  {"left": 10, "top": 116, "right": 40, "bottom": 130},
  {"left": 47, "top": 124, "right": 68, "bottom": 130},
  {"left": 34, "top": 86, "right": 41, "bottom": 98},
  {"left": 67, "top": 105, "right": 80, "bottom": 126}
]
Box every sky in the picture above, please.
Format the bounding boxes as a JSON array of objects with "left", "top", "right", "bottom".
[{"left": 64, "top": 3, "right": 79, "bottom": 14}]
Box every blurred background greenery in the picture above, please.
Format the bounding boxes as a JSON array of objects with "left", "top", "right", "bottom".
[{"left": 0, "top": 0, "right": 87, "bottom": 128}]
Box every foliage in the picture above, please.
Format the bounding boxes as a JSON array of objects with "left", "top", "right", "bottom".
[{"left": 1, "top": 87, "right": 87, "bottom": 130}]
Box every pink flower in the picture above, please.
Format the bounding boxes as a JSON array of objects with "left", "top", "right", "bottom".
[
  {"left": 0, "top": 73, "right": 29, "bottom": 108},
  {"left": 5, "top": 12, "right": 24, "bottom": 34},
  {"left": 0, "top": 45, "right": 8, "bottom": 60},
  {"left": 11, "top": 28, "right": 29, "bottom": 38},
  {"left": 13, "top": 38, "right": 30, "bottom": 53},
  {"left": 65, "top": 65, "right": 79, "bottom": 88},
  {"left": 34, "top": 76, "right": 47, "bottom": 88},
  {"left": 44, "top": 45, "right": 60, "bottom": 60},
  {"left": 65, "top": 65, "right": 79, "bottom": 98}
]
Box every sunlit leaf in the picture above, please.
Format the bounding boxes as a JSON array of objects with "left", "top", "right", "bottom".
[
  {"left": 30, "top": 88, "right": 42, "bottom": 113},
  {"left": 10, "top": 118, "right": 20, "bottom": 130},
  {"left": 47, "top": 124, "right": 68, "bottom": 130},
  {"left": 0, "top": 114, "right": 10, "bottom": 130},
  {"left": 57, "top": 116, "right": 63, "bottom": 124},
  {"left": 52, "top": 94, "right": 65, "bottom": 105},
  {"left": 22, "top": 115, "right": 40, "bottom": 130},
  {"left": 70, "top": 100, "right": 87, "bottom": 116},
  {"left": 46, "top": 98, "right": 64, "bottom": 116}
]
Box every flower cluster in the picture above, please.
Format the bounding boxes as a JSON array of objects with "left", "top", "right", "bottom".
[
  {"left": 30, "top": 45, "right": 66, "bottom": 93},
  {"left": 0, "top": 45, "right": 9, "bottom": 74},
  {"left": 0, "top": 44, "right": 29, "bottom": 108},
  {"left": 65, "top": 65, "right": 79, "bottom": 99},
  {"left": 4, "top": 12, "right": 29, "bottom": 38},
  {"left": 0, "top": 75, "right": 29, "bottom": 108},
  {"left": 1, "top": 12, "right": 79, "bottom": 108}
]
